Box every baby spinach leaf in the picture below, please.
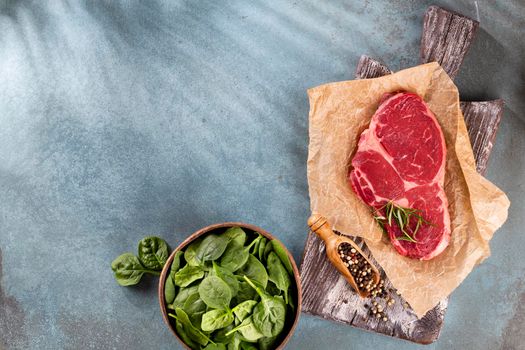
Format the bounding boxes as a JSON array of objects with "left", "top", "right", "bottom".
[
  {"left": 171, "top": 308, "right": 212, "bottom": 346},
  {"left": 249, "top": 234, "right": 263, "bottom": 255},
  {"left": 265, "top": 281, "right": 281, "bottom": 297},
  {"left": 238, "top": 255, "right": 268, "bottom": 289},
  {"left": 270, "top": 240, "right": 294, "bottom": 277},
  {"left": 173, "top": 285, "right": 199, "bottom": 309},
  {"left": 220, "top": 241, "right": 249, "bottom": 272},
  {"left": 175, "top": 265, "right": 205, "bottom": 287},
  {"left": 258, "top": 336, "right": 278, "bottom": 350},
  {"left": 164, "top": 275, "right": 176, "bottom": 304},
  {"left": 169, "top": 251, "right": 184, "bottom": 281},
  {"left": 223, "top": 227, "right": 247, "bottom": 246},
  {"left": 213, "top": 324, "right": 235, "bottom": 343},
  {"left": 137, "top": 236, "right": 169, "bottom": 271},
  {"left": 227, "top": 334, "right": 242, "bottom": 350},
  {"left": 243, "top": 276, "right": 286, "bottom": 337},
  {"left": 232, "top": 300, "right": 257, "bottom": 322},
  {"left": 183, "top": 293, "right": 207, "bottom": 327},
  {"left": 240, "top": 342, "right": 258, "bottom": 350},
  {"left": 258, "top": 237, "right": 267, "bottom": 262},
  {"left": 267, "top": 252, "right": 291, "bottom": 304},
  {"left": 185, "top": 238, "right": 204, "bottom": 267},
  {"left": 203, "top": 344, "right": 226, "bottom": 350},
  {"left": 111, "top": 253, "right": 157, "bottom": 286},
  {"left": 235, "top": 280, "right": 259, "bottom": 304},
  {"left": 263, "top": 241, "right": 273, "bottom": 261},
  {"left": 199, "top": 275, "right": 232, "bottom": 309},
  {"left": 175, "top": 319, "right": 199, "bottom": 350},
  {"left": 225, "top": 315, "right": 264, "bottom": 342},
  {"left": 196, "top": 234, "right": 230, "bottom": 262},
  {"left": 212, "top": 262, "right": 239, "bottom": 297},
  {"left": 201, "top": 309, "right": 234, "bottom": 332}
]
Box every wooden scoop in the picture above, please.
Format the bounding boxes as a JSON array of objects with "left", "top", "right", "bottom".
[{"left": 307, "top": 213, "right": 381, "bottom": 298}]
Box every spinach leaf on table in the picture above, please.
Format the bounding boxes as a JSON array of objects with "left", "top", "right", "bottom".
[
  {"left": 196, "top": 234, "right": 230, "bottom": 262},
  {"left": 199, "top": 275, "right": 232, "bottom": 309},
  {"left": 111, "top": 253, "right": 159, "bottom": 286},
  {"left": 175, "top": 264, "right": 205, "bottom": 287},
  {"left": 137, "top": 236, "right": 169, "bottom": 271},
  {"left": 238, "top": 255, "right": 268, "bottom": 289},
  {"left": 243, "top": 276, "right": 286, "bottom": 338},
  {"left": 270, "top": 240, "right": 294, "bottom": 277},
  {"left": 267, "top": 252, "right": 291, "bottom": 304},
  {"left": 223, "top": 227, "right": 247, "bottom": 246},
  {"left": 211, "top": 262, "right": 239, "bottom": 297},
  {"left": 201, "top": 309, "right": 235, "bottom": 332}
]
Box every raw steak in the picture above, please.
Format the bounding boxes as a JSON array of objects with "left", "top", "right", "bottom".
[{"left": 349, "top": 92, "right": 450, "bottom": 260}]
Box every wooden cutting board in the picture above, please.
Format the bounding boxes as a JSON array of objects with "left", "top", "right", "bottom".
[{"left": 300, "top": 6, "right": 504, "bottom": 344}]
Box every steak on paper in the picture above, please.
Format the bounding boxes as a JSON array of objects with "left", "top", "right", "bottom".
[{"left": 349, "top": 92, "right": 451, "bottom": 260}]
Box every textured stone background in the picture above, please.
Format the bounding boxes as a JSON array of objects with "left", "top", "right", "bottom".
[{"left": 0, "top": 1, "right": 523, "bottom": 349}]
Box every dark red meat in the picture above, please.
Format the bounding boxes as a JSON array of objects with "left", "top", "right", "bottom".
[{"left": 349, "top": 92, "right": 450, "bottom": 260}]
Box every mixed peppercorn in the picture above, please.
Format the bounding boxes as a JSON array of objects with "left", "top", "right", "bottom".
[{"left": 338, "top": 242, "right": 406, "bottom": 323}]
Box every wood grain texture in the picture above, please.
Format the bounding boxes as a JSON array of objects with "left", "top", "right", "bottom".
[
  {"left": 420, "top": 5, "right": 479, "bottom": 79},
  {"left": 301, "top": 50, "right": 504, "bottom": 343},
  {"left": 355, "top": 55, "right": 392, "bottom": 79},
  {"left": 461, "top": 100, "right": 504, "bottom": 175}
]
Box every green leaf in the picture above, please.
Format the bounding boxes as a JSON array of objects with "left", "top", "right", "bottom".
[
  {"left": 223, "top": 227, "right": 247, "bottom": 246},
  {"left": 238, "top": 255, "right": 268, "bottom": 289},
  {"left": 235, "top": 280, "right": 259, "bottom": 304},
  {"left": 258, "top": 237, "right": 267, "bottom": 262},
  {"left": 137, "top": 236, "right": 169, "bottom": 271},
  {"left": 164, "top": 275, "right": 176, "bottom": 304},
  {"left": 182, "top": 292, "right": 207, "bottom": 327},
  {"left": 196, "top": 234, "right": 230, "bottom": 262},
  {"left": 258, "top": 336, "right": 278, "bottom": 350},
  {"left": 203, "top": 344, "right": 226, "bottom": 350},
  {"left": 220, "top": 241, "right": 250, "bottom": 272},
  {"left": 201, "top": 309, "right": 235, "bottom": 332},
  {"left": 173, "top": 285, "right": 200, "bottom": 310},
  {"left": 175, "top": 264, "right": 205, "bottom": 287},
  {"left": 225, "top": 316, "right": 264, "bottom": 342},
  {"left": 111, "top": 253, "right": 154, "bottom": 286},
  {"left": 243, "top": 276, "right": 286, "bottom": 338},
  {"left": 232, "top": 300, "right": 258, "bottom": 323},
  {"left": 212, "top": 262, "right": 239, "bottom": 297},
  {"left": 185, "top": 238, "right": 204, "bottom": 267},
  {"left": 170, "top": 308, "right": 212, "bottom": 346},
  {"left": 240, "top": 342, "right": 258, "bottom": 350},
  {"left": 270, "top": 240, "right": 294, "bottom": 277},
  {"left": 175, "top": 319, "right": 199, "bottom": 350},
  {"left": 198, "top": 275, "right": 232, "bottom": 309},
  {"left": 267, "top": 252, "right": 291, "bottom": 304},
  {"left": 169, "top": 251, "right": 184, "bottom": 281}
]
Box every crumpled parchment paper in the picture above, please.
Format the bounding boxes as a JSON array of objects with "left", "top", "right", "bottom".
[{"left": 307, "top": 62, "right": 510, "bottom": 317}]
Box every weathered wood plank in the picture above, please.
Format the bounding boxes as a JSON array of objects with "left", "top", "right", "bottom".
[
  {"left": 420, "top": 5, "right": 479, "bottom": 79},
  {"left": 461, "top": 100, "right": 504, "bottom": 175},
  {"left": 355, "top": 55, "right": 392, "bottom": 79}
]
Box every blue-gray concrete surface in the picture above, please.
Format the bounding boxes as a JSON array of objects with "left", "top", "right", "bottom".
[{"left": 0, "top": 1, "right": 523, "bottom": 349}]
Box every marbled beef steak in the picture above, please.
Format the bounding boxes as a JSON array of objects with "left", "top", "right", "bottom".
[{"left": 349, "top": 92, "right": 451, "bottom": 260}]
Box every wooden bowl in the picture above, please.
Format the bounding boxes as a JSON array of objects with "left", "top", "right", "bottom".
[{"left": 158, "top": 222, "right": 302, "bottom": 350}]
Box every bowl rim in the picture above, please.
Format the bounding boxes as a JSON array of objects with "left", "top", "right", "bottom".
[{"left": 158, "top": 221, "right": 302, "bottom": 350}]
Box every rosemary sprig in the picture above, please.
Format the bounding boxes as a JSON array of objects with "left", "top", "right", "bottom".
[{"left": 372, "top": 201, "right": 434, "bottom": 243}]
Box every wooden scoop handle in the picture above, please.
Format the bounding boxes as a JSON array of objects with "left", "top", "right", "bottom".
[{"left": 308, "top": 213, "right": 381, "bottom": 298}]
